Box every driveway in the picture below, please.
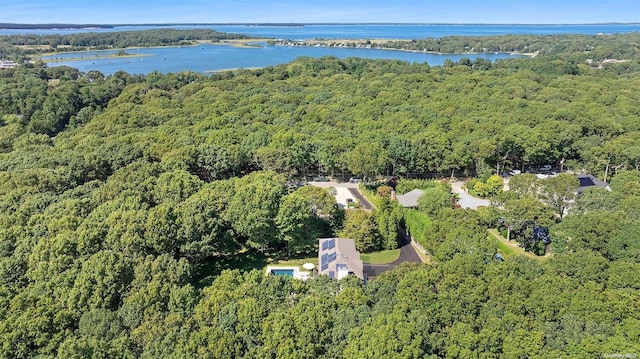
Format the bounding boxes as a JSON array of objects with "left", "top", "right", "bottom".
[
  {"left": 348, "top": 188, "right": 373, "bottom": 210},
  {"left": 450, "top": 181, "right": 491, "bottom": 209},
  {"left": 363, "top": 226, "right": 422, "bottom": 279},
  {"left": 308, "top": 181, "right": 374, "bottom": 210}
]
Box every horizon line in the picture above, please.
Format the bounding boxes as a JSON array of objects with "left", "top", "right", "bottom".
[{"left": 1, "top": 22, "right": 639, "bottom": 27}]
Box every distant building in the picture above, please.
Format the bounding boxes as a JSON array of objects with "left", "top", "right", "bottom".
[
  {"left": 395, "top": 189, "right": 425, "bottom": 209},
  {"left": 576, "top": 174, "right": 611, "bottom": 194},
  {"left": 318, "top": 238, "right": 364, "bottom": 280},
  {"left": 0, "top": 60, "right": 18, "bottom": 70}
]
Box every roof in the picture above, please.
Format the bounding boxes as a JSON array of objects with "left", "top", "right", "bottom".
[
  {"left": 318, "top": 238, "right": 364, "bottom": 280},
  {"left": 576, "top": 174, "right": 610, "bottom": 194},
  {"left": 396, "top": 189, "right": 425, "bottom": 208}
]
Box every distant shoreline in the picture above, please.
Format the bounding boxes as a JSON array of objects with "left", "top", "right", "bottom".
[
  {"left": 272, "top": 38, "right": 537, "bottom": 57},
  {"left": 39, "top": 38, "right": 534, "bottom": 62},
  {"left": 1, "top": 22, "right": 639, "bottom": 29},
  {"left": 38, "top": 39, "right": 272, "bottom": 61},
  {"left": 0, "top": 23, "right": 114, "bottom": 29},
  {"left": 43, "top": 53, "right": 149, "bottom": 63}
]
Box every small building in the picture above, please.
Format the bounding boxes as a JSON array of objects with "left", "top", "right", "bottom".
[
  {"left": 576, "top": 174, "right": 611, "bottom": 194},
  {"left": 396, "top": 189, "right": 425, "bottom": 209},
  {"left": 318, "top": 238, "right": 364, "bottom": 280},
  {"left": 0, "top": 60, "right": 18, "bottom": 70}
]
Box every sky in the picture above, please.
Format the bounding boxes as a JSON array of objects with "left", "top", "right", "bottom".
[{"left": 1, "top": 0, "right": 639, "bottom": 24}]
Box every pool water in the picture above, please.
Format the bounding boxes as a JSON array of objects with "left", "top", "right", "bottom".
[{"left": 270, "top": 269, "right": 294, "bottom": 277}]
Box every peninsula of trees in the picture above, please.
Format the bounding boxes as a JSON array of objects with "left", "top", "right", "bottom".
[{"left": 0, "top": 29, "right": 255, "bottom": 60}]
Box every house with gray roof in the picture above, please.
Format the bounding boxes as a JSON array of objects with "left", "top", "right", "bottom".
[
  {"left": 318, "top": 238, "right": 364, "bottom": 280},
  {"left": 576, "top": 174, "right": 611, "bottom": 194},
  {"left": 396, "top": 189, "right": 425, "bottom": 208}
]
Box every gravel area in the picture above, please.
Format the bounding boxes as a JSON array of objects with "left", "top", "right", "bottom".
[{"left": 451, "top": 181, "right": 491, "bottom": 209}]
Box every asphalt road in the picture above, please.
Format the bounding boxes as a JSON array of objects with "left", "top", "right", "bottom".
[
  {"left": 348, "top": 188, "right": 373, "bottom": 210},
  {"left": 363, "top": 227, "right": 422, "bottom": 279}
]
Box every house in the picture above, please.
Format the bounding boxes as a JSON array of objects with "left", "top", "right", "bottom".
[
  {"left": 0, "top": 60, "right": 18, "bottom": 70},
  {"left": 395, "top": 189, "right": 425, "bottom": 209},
  {"left": 576, "top": 174, "right": 611, "bottom": 194},
  {"left": 318, "top": 238, "right": 364, "bottom": 280}
]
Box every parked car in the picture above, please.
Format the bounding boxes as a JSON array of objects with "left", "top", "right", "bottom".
[
  {"left": 313, "top": 176, "right": 330, "bottom": 182},
  {"left": 541, "top": 165, "right": 552, "bottom": 171},
  {"left": 349, "top": 177, "right": 361, "bottom": 183},
  {"left": 509, "top": 169, "right": 521, "bottom": 176}
]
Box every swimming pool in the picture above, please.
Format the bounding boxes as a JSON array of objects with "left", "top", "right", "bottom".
[{"left": 270, "top": 269, "right": 294, "bottom": 277}]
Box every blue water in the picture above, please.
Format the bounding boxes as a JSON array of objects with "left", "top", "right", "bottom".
[
  {"left": 21, "top": 23, "right": 640, "bottom": 74},
  {"left": 2, "top": 23, "right": 639, "bottom": 38},
  {"left": 270, "top": 269, "right": 294, "bottom": 277},
  {"left": 43, "top": 43, "right": 523, "bottom": 75},
  {"left": 211, "top": 23, "right": 640, "bottom": 40}
]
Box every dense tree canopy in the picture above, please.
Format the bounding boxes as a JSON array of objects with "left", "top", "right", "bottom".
[{"left": 0, "top": 31, "right": 638, "bottom": 357}]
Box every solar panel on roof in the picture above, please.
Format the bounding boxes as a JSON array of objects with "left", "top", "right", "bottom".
[
  {"left": 321, "top": 263, "right": 328, "bottom": 271},
  {"left": 328, "top": 252, "right": 337, "bottom": 263},
  {"left": 321, "top": 253, "right": 328, "bottom": 266},
  {"left": 321, "top": 240, "right": 328, "bottom": 251},
  {"left": 579, "top": 177, "right": 595, "bottom": 187},
  {"left": 328, "top": 239, "right": 335, "bottom": 249}
]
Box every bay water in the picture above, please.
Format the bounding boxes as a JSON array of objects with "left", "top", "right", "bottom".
[{"left": 20, "top": 23, "right": 640, "bottom": 74}]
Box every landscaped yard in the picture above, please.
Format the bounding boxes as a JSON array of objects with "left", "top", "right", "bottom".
[
  {"left": 360, "top": 248, "right": 401, "bottom": 264},
  {"left": 271, "top": 256, "right": 318, "bottom": 266},
  {"left": 488, "top": 229, "right": 550, "bottom": 261}
]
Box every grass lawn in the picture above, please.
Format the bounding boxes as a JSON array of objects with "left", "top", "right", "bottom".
[
  {"left": 194, "top": 251, "right": 320, "bottom": 288},
  {"left": 360, "top": 249, "right": 401, "bottom": 264},
  {"left": 488, "top": 229, "right": 550, "bottom": 262},
  {"left": 271, "top": 256, "right": 318, "bottom": 266},
  {"left": 192, "top": 246, "right": 403, "bottom": 288}
]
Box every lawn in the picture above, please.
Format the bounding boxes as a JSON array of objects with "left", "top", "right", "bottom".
[
  {"left": 193, "top": 247, "right": 402, "bottom": 288},
  {"left": 487, "top": 229, "right": 550, "bottom": 262},
  {"left": 271, "top": 256, "right": 318, "bottom": 266},
  {"left": 360, "top": 249, "right": 401, "bottom": 264}
]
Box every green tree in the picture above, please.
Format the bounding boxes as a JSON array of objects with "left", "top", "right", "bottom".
[
  {"left": 276, "top": 193, "right": 315, "bottom": 257},
  {"left": 225, "top": 171, "right": 286, "bottom": 252},
  {"left": 276, "top": 186, "right": 342, "bottom": 256},
  {"left": 418, "top": 186, "right": 452, "bottom": 216},
  {"left": 177, "top": 187, "right": 235, "bottom": 260},
  {"left": 503, "top": 196, "right": 554, "bottom": 253},
  {"left": 345, "top": 142, "right": 390, "bottom": 181},
  {"left": 485, "top": 174, "right": 504, "bottom": 196},
  {"left": 508, "top": 173, "right": 539, "bottom": 198},
  {"left": 539, "top": 173, "right": 579, "bottom": 219},
  {"left": 67, "top": 250, "right": 133, "bottom": 312},
  {"left": 340, "top": 210, "right": 380, "bottom": 252},
  {"left": 145, "top": 202, "right": 179, "bottom": 255}
]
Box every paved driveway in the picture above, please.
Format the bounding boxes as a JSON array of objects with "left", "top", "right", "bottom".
[
  {"left": 363, "top": 227, "right": 422, "bottom": 279},
  {"left": 308, "top": 181, "right": 374, "bottom": 210},
  {"left": 451, "top": 181, "right": 491, "bottom": 209}
]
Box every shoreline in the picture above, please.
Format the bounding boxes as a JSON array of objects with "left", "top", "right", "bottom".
[
  {"left": 38, "top": 38, "right": 273, "bottom": 57},
  {"left": 43, "top": 52, "right": 150, "bottom": 63},
  {"left": 273, "top": 38, "right": 537, "bottom": 57},
  {"left": 37, "top": 37, "right": 535, "bottom": 68},
  {"left": 205, "top": 66, "right": 264, "bottom": 73},
  {"left": 38, "top": 37, "right": 535, "bottom": 60}
]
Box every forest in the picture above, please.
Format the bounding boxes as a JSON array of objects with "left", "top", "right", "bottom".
[
  {"left": 0, "top": 29, "right": 254, "bottom": 60},
  {"left": 0, "top": 31, "right": 639, "bottom": 357}
]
